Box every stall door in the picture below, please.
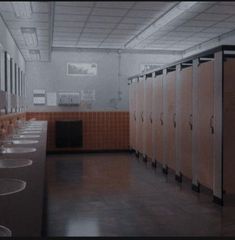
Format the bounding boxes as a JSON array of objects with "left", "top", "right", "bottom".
[
  {"left": 129, "top": 83, "right": 137, "bottom": 150},
  {"left": 166, "top": 71, "right": 176, "bottom": 171},
  {"left": 136, "top": 80, "right": 145, "bottom": 154},
  {"left": 144, "top": 77, "right": 153, "bottom": 160},
  {"left": 180, "top": 67, "right": 193, "bottom": 179},
  {"left": 198, "top": 61, "right": 214, "bottom": 189},
  {"left": 154, "top": 75, "right": 164, "bottom": 164},
  {"left": 222, "top": 58, "right": 235, "bottom": 194}
]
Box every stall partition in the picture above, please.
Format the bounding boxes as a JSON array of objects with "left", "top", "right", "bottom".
[{"left": 128, "top": 45, "right": 235, "bottom": 205}]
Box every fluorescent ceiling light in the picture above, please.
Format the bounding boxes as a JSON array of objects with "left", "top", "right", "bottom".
[
  {"left": 29, "top": 49, "right": 40, "bottom": 61},
  {"left": 21, "top": 27, "right": 38, "bottom": 47},
  {"left": 12, "top": 2, "right": 32, "bottom": 18},
  {"left": 125, "top": 2, "right": 197, "bottom": 49}
]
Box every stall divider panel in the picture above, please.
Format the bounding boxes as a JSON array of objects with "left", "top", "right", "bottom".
[
  {"left": 162, "top": 69, "right": 168, "bottom": 171},
  {"left": 129, "top": 84, "right": 133, "bottom": 149},
  {"left": 179, "top": 65, "right": 193, "bottom": 180},
  {"left": 155, "top": 74, "right": 164, "bottom": 165},
  {"left": 143, "top": 77, "right": 147, "bottom": 159},
  {"left": 152, "top": 76, "right": 157, "bottom": 164},
  {"left": 197, "top": 60, "right": 214, "bottom": 190},
  {"left": 166, "top": 70, "right": 176, "bottom": 172},
  {"left": 145, "top": 77, "right": 153, "bottom": 161},
  {"left": 175, "top": 64, "right": 182, "bottom": 178},
  {"left": 129, "top": 83, "right": 136, "bottom": 150},
  {"left": 136, "top": 80, "right": 145, "bottom": 155},
  {"left": 213, "top": 51, "right": 223, "bottom": 202},
  {"left": 192, "top": 58, "right": 200, "bottom": 188},
  {"left": 133, "top": 83, "right": 137, "bottom": 151}
]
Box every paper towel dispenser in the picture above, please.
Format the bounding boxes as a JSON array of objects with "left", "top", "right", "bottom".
[{"left": 58, "top": 92, "right": 80, "bottom": 106}]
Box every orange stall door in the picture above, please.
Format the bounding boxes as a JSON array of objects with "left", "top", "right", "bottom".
[
  {"left": 166, "top": 71, "right": 176, "bottom": 172},
  {"left": 197, "top": 61, "right": 214, "bottom": 190},
  {"left": 144, "top": 77, "right": 153, "bottom": 160},
  {"left": 129, "top": 83, "right": 137, "bottom": 150},
  {"left": 154, "top": 75, "right": 164, "bottom": 164},
  {"left": 136, "top": 80, "right": 145, "bottom": 154},
  {"left": 180, "top": 66, "right": 193, "bottom": 179}
]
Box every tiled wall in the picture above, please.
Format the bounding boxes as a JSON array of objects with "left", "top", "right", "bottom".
[
  {"left": 26, "top": 112, "right": 129, "bottom": 152},
  {"left": 0, "top": 112, "right": 26, "bottom": 135}
]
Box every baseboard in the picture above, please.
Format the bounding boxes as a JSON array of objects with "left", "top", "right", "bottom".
[{"left": 47, "top": 149, "right": 130, "bottom": 154}]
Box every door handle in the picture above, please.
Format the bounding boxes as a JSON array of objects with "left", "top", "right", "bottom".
[
  {"left": 160, "top": 112, "right": 163, "bottom": 126},
  {"left": 210, "top": 115, "right": 214, "bottom": 134},
  {"left": 141, "top": 111, "right": 144, "bottom": 122},
  {"left": 173, "top": 113, "right": 176, "bottom": 128},
  {"left": 134, "top": 111, "right": 136, "bottom": 121},
  {"left": 149, "top": 112, "right": 152, "bottom": 124},
  {"left": 188, "top": 114, "right": 193, "bottom": 130}
]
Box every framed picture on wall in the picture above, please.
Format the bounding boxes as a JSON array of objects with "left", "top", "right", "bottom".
[{"left": 67, "top": 63, "right": 97, "bottom": 76}]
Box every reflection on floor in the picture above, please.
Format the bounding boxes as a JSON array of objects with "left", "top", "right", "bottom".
[{"left": 46, "top": 152, "right": 235, "bottom": 236}]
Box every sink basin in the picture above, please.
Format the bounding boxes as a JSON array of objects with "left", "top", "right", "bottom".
[
  {"left": 0, "top": 159, "right": 32, "bottom": 168},
  {"left": 18, "top": 131, "right": 41, "bottom": 134},
  {"left": 13, "top": 135, "right": 40, "bottom": 139},
  {"left": 0, "top": 178, "right": 26, "bottom": 196},
  {"left": 0, "top": 225, "right": 12, "bottom": 237},
  {"left": 0, "top": 147, "right": 36, "bottom": 154},
  {"left": 11, "top": 140, "right": 39, "bottom": 145}
]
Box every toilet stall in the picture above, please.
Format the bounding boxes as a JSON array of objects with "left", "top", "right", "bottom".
[{"left": 128, "top": 45, "right": 235, "bottom": 205}]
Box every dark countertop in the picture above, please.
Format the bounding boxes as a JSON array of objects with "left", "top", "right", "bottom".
[{"left": 0, "top": 121, "right": 47, "bottom": 237}]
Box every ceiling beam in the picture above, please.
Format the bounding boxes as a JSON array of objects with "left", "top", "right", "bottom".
[{"left": 52, "top": 46, "right": 184, "bottom": 55}]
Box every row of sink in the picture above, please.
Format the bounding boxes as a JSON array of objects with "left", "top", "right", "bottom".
[{"left": 0, "top": 120, "right": 44, "bottom": 237}]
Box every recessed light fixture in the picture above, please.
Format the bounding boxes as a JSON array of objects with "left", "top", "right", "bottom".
[
  {"left": 12, "top": 2, "right": 32, "bottom": 18},
  {"left": 125, "top": 2, "right": 197, "bottom": 49},
  {"left": 29, "top": 49, "right": 40, "bottom": 61},
  {"left": 21, "top": 28, "right": 38, "bottom": 47}
]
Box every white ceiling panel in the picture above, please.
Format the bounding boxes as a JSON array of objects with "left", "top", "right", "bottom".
[
  {"left": 1, "top": 1, "right": 235, "bottom": 61},
  {"left": 54, "top": 14, "right": 88, "bottom": 21},
  {"left": 133, "top": 1, "right": 176, "bottom": 10},
  {"left": 121, "top": 17, "right": 152, "bottom": 24},
  {"left": 194, "top": 13, "right": 229, "bottom": 21},
  {"left": 183, "top": 20, "right": 215, "bottom": 27},
  {"left": 88, "top": 15, "right": 122, "bottom": 23},
  {"left": 127, "top": 9, "right": 160, "bottom": 18},
  {"left": 31, "top": 2, "right": 49, "bottom": 13},
  {"left": 175, "top": 26, "right": 206, "bottom": 32},
  {"left": 96, "top": 2, "right": 134, "bottom": 9},
  {"left": 207, "top": 5, "right": 235, "bottom": 14},
  {"left": 54, "top": 21, "right": 84, "bottom": 28},
  {"left": 85, "top": 22, "right": 116, "bottom": 29},
  {"left": 56, "top": 2, "right": 94, "bottom": 7},
  {"left": 91, "top": 8, "right": 128, "bottom": 17},
  {"left": 55, "top": 6, "right": 92, "bottom": 15},
  {"left": 116, "top": 23, "right": 141, "bottom": 30},
  {"left": 83, "top": 28, "right": 111, "bottom": 33}
]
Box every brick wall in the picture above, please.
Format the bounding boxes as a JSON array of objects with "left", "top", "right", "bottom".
[{"left": 26, "top": 112, "right": 129, "bottom": 152}]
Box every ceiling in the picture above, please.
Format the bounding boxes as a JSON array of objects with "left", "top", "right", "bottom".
[{"left": 1, "top": 1, "right": 235, "bottom": 61}]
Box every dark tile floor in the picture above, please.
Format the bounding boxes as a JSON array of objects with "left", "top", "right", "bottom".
[{"left": 46, "top": 152, "right": 235, "bottom": 237}]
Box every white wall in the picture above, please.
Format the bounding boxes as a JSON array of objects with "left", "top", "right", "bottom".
[
  {"left": 25, "top": 50, "right": 181, "bottom": 112},
  {"left": 0, "top": 15, "right": 25, "bottom": 90}
]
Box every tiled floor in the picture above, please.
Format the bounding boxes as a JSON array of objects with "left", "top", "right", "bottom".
[{"left": 46, "top": 152, "right": 235, "bottom": 237}]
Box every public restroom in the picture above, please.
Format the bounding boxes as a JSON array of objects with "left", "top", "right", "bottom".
[{"left": 0, "top": 1, "right": 235, "bottom": 237}]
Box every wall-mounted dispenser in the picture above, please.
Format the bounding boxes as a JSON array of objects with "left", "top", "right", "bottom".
[{"left": 57, "top": 92, "right": 80, "bottom": 106}]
